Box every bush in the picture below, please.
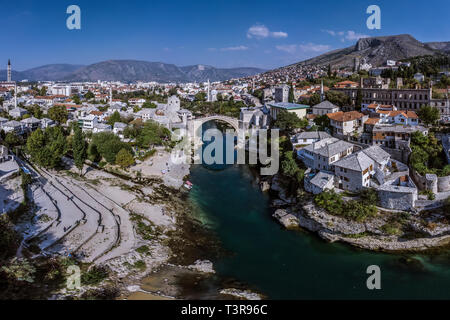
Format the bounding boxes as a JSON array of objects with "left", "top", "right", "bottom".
[
  {"left": 81, "top": 265, "right": 109, "bottom": 286},
  {"left": 315, "top": 190, "right": 377, "bottom": 222},
  {"left": 133, "top": 260, "right": 146, "bottom": 271},
  {"left": 136, "top": 245, "right": 150, "bottom": 255}
]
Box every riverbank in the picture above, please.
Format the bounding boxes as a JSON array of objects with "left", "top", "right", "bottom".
[{"left": 265, "top": 173, "right": 450, "bottom": 253}]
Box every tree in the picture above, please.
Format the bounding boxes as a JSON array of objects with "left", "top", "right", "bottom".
[
  {"left": 168, "top": 87, "right": 178, "bottom": 96},
  {"left": 274, "top": 110, "right": 307, "bottom": 132},
  {"left": 107, "top": 111, "right": 122, "bottom": 126},
  {"left": 72, "top": 125, "right": 86, "bottom": 174},
  {"left": 142, "top": 101, "right": 157, "bottom": 109},
  {"left": 71, "top": 94, "right": 81, "bottom": 105},
  {"left": 84, "top": 91, "right": 95, "bottom": 100},
  {"left": 417, "top": 105, "right": 440, "bottom": 126},
  {"left": 48, "top": 105, "right": 68, "bottom": 125},
  {"left": 288, "top": 84, "right": 295, "bottom": 103},
  {"left": 195, "top": 92, "right": 207, "bottom": 102},
  {"left": 135, "top": 120, "right": 171, "bottom": 148},
  {"left": 327, "top": 64, "right": 332, "bottom": 78},
  {"left": 1, "top": 257, "right": 36, "bottom": 283},
  {"left": 87, "top": 143, "right": 101, "bottom": 162},
  {"left": 38, "top": 86, "right": 47, "bottom": 96},
  {"left": 26, "top": 127, "right": 67, "bottom": 168},
  {"left": 4, "top": 132, "right": 23, "bottom": 148},
  {"left": 313, "top": 115, "right": 331, "bottom": 131},
  {"left": 115, "top": 148, "right": 134, "bottom": 169},
  {"left": 355, "top": 88, "right": 363, "bottom": 110},
  {"left": 90, "top": 132, "right": 132, "bottom": 164}
]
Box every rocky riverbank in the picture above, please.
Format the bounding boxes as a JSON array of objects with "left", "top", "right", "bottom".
[{"left": 261, "top": 174, "right": 450, "bottom": 253}]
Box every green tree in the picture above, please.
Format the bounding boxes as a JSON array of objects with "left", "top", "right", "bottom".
[
  {"left": 288, "top": 84, "right": 295, "bottom": 103},
  {"left": 26, "top": 127, "right": 67, "bottom": 168},
  {"left": 84, "top": 91, "right": 95, "bottom": 100},
  {"left": 195, "top": 92, "right": 207, "bottom": 102},
  {"left": 313, "top": 115, "right": 331, "bottom": 131},
  {"left": 48, "top": 105, "right": 68, "bottom": 125},
  {"left": 107, "top": 111, "right": 122, "bottom": 126},
  {"left": 135, "top": 120, "right": 171, "bottom": 148},
  {"left": 355, "top": 88, "right": 363, "bottom": 110},
  {"left": 142, "top": 101, "right": 157, "bottom": 109},
  {"left": 115, "top": 148, "right": 135, "bottom": 168},
  {"left": 72, "top": 125, "right": 86, "bottom": 174},
  {"left": 38, "top": 86, "right": 47, "bottom": 96},
  {"left": 417, "top": 105, "right": 440, "bottom": 126},
  {"left": 90, "top": 132, "right": 132, "bottom": 164},
  {"left": 71, "top": 94, "right": 81, "bottom": 105},
  {"left": 4, "top": 132, "right": 23, "bottom": 148},
  {"left": 274, "top": 110, "right": 307, "bottom": 132},
  {"left": 87, "top": 143, "right": 101, "bottom": 163}
]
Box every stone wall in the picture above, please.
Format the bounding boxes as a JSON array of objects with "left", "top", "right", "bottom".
[
  {"left": 411, "top": 170, "right": 450, "bottom": 193},
  {"left": 377, "top": 188, "right": 417, "bottom": 211},
  {"left": 381, "top": 145, "right": 411, "bottom": 164},
  {"left": 438, "top": 175, "right": 450, "bottom": 192}
]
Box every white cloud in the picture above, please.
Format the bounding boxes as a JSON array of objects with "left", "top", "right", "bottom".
[
  {"left": 345, "top": 30, "right": 369, "bottom": 41},
  {"left": 247, "top": 24, "right": 288, "bottom": 39},
  {"left": 271, "top": 31, "right": 288, "bottom": 38},
  {"left": 276, "top": 43, "right": 331, "bottom": 54},
  {"left": 323, "top": 29, "right": 369, "bottom": 42},
  {"left": 220, "top": 45, "right": 249, "bottom": 51},
  {"left": 299, "top": 43, "right": 331, "bottom": 52},
  {"left": 323, "top": 29, "right": 336, "bottom": 36},
  {"left": 275, "top": 45, "right": 298, "bottom": 54}
]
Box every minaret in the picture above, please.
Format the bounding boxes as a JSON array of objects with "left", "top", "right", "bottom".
[
  {"left": 207, "top": 79, "right": 211, "bottom": 102},
  {"left": 7, "top": 59, "right": 11, "bottom": 82},
  {"left": 109, "top": 86, "right": 113, "bottom": 105},
  {"left": 320, "top": 80, "right": 325, "bottom": 102},
  {"left": 14, "top": 83, "right": 17, "bottom": 108}
]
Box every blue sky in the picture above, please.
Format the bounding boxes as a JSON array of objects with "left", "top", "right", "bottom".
[{"left": 2, "top": 0, "right": 449, "bottom": 70}]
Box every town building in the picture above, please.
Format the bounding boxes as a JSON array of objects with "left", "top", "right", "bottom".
[
  {"left": 274, "top": 85, "right": 289, "bottom": 103},
  {"left": 299, "top": 137, "right": 356, "bottom": 172},
  {"left": 268, "top": 102, "right": 309, "bottom": 121},
  {"left": 327, "top": 111, "right": 368, "bottom": 136},
  {"left": 312, "top": 101, "right": 340, "bottom": 116}
]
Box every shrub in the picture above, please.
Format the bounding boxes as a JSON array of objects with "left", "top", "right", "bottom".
[
  {"left": 133, "top": 260, "right": 146, "bottom": 271},
  {"left": 136, "top": 245, "right": 150, "bottom": 255},
  {"left": 81, "top": 265, "right": 109, "bottom": 286}
]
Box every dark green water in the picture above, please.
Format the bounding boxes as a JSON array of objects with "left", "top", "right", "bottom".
[{"left": 188, "top": 164, "right": 450, "bottom": 299}]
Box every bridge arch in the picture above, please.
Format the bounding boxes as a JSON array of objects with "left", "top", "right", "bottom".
[{"left": 187, "top": 115, "right": 241, "bottom": 146}]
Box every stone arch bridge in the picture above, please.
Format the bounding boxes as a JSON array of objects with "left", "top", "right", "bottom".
[{"left": 187, "top": 115, "right": 242, "bottom": 145}]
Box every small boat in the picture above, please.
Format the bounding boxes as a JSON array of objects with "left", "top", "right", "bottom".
[{"left": 183, "top": 180, "right": 193, "bottom": 190}]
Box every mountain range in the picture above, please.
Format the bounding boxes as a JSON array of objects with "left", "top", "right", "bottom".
[
  {"left": 0, "top": 60, "right": 265, "bottom": 83},
  {"left": 280, "top": 34, "right": 449, "bottom": 70},
  {"left": 1, "top": 35, "right": 448, "bottom": 83}
]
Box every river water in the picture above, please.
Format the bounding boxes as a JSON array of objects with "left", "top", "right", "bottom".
[{"left": 186, "top": 124, "right": 450, "bottom": 300}]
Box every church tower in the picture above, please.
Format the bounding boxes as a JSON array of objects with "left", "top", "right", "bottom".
[{"left": 7, "top": 59, "right": 11, "bottom": 82}]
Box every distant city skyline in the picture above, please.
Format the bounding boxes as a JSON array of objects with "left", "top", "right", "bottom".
[{"left": 2, "top": 0, "right": 449, "bottom": 70}]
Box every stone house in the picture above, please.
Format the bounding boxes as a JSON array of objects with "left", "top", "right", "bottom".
[
  {"left": 300, "top": 137, "right": 355, "bottom": 172},
  {"left": 312, "top": 101, "right": 340, "bottom": 116},
  {"left": 327, "top": 111, "right": 368, "bottom": 136}
]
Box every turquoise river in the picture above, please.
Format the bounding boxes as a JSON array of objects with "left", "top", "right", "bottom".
[{"left": 186, "top": 125, "right": 450, "bottom": 299}]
